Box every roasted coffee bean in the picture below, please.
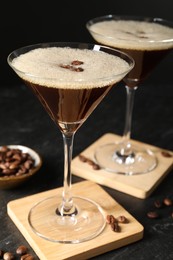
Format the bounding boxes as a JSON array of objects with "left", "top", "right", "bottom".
[
  {"left": 106, "top": 214, "right": 111, "bottom": 224},
  {"left": 161, "top": 151, "right": 173, "bottom": 157},
  {"left": 0, "top": 245, "right": 34, "bottom": 260},
  {"left": 0, "top": 146, "right": 8, "bottom": 152},
  {"left": 12, "top": 153, "right": 22, "bottom": 161},
  {"left": 110, "top": 221, "right": 120, "bottom": 232},
  {"left": 78, "top": 154, "right": 101, "bottom": 170},
  {"left": 78, "top": 154, "right": 87, "bottom": 162},
  {"left": 9, "top": 161, "right": 20, "bottom": 169},
  {"left": 71, "top": 60, "right": 84, "bottom": 65},
  {"left": 106, "top": 214, "right": 130, "bottom": 232},
  {"left": 2, "top": 169, "right": 16, "bottom": 175},
  {"left": 87, "top": 159, "right": 100, "bottom": 169},
  {"left": 106, "top": 214, "right": 116, "bottom": 224},
  {"left": 24, "top": 160, "right": 34, "bottom": 170},
  {"left": 163, "top": 198, "right": 173, "bottom": 206},
  {"left": 16, "top": 245, "right": 28, "bottom": 255},
  {"left": 154, "top": 200, "right": 162, "bottom": 208},
  {"left": 0, "top": 146, "right": 35, "bottom": 178},
  {"left": 92, "top": 164, "right": 100, "bottom": 170},
  {"left": 59, "top": 61, "right": 84, "bottom": 72},
  {"left": 59, "top": 64, "right": 72, "bottom": 69},
  {"left": 20, "top": 254, "right": 34, "bottom": 260},
  {"left": 6, "top": 150, "right": 13, "bottom": 158},
  {"left": 117, "top": 215, "right": 129, "bottom": 223},
  {"left": 0, "top": 163, "right": 7, "bottom": 170},
  {"left": 147, "top": 211, "right": 159, "bottom": 219},
  {"left": 3, "top": 252, "right": 14, "bottom": 260},
  {"left": 74, "top": 67, "right": 84, "bottom": 72},
  {"left": 86, "top": 159, "right": 95, "bottom": 166}
]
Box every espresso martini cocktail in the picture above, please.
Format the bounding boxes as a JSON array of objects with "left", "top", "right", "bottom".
[
  {"left": 8, "top": 42, "right": 134, "bottom": 243},
  {"left": 87, "top": 15, "right": 173, "bottom": 175}
]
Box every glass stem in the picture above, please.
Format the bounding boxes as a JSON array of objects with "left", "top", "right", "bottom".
[
  {"left": 120, "top": 85, "right": 137, "bottom": 156},
  {"left": 57, "top": 132, "right": 77, "bottom": 216}
]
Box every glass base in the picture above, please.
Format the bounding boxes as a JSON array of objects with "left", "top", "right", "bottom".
[
  {"left": 28, "top": 195, "right": 106, "bottom": 244},
  {"left": 94, "top": 142, "right": 157, "bottom": 175}
]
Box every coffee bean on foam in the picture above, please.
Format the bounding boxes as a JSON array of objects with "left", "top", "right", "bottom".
[{"left": 89, "top": 20, "right": 173, "bottom": 50}]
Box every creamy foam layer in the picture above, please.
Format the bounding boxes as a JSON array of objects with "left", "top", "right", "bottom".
[
  {"left": 89, "top": 20, "right": 173, "bottom": 50},
  {"left": 11, "top": 47, "right": 130, "bottom": 89}
]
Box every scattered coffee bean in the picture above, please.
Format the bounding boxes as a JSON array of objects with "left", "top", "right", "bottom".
[
  {"left": 147, "top": 195, "right": 173, "bottom": 221},
  {"left": 20, "top": 254, "right": 34, "bottom": 260},
  {"left": 0, "top": 245, "right": 35, "bottom": 260},
  {"left": 78, "top": 154, "right": 87, "bottom": 162},
  {"left": 87, "top": 159, "right": 95, "bottom": 166},
  {"left": 106, "top": 214, "right": 117, "bottom": 224},
  {"left": 92, "top": 164, "right": 101, "bottom": 170},
  {"left": 106, "top": 214, "right": 129, "bottom": 232},
  {"left": 110, "top": 221, "right": 120, "bottom": 232},
  {"left": 78, "top": 154, "right": 101, "bottom": 170},
  {"left": 106, "top": 214, "right": 111, "bottom": 224},
  {"left": 161, "top": 151, "right": 173, "bottom": 157},
  {"left": 117, "top": 215, "right": 129, "bottom": 223},
  {"left": 163, "top": 198, "right": 173, "bottom": 206},
  {"left": 154, "top": 200, "right": 163, "bottom": 208},
  {"left": 147, "top": 211, "right": 159, "bottom": 219},
  {"left": 16, "top": 245, "right": 28, "bottom": 255},
  {"left": 3, "top": 252, "right": 14, "bottom": 260},
  {"left": 0, "top": 146, "right": 35, "bottom": 178}
]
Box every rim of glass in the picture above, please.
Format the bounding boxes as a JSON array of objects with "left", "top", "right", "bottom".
[
  {"left": 86, "top": 14, "right": 173, "bottom": 44},
  {"left": 7, "top": 42, "right": 134, "bottom": 83}
]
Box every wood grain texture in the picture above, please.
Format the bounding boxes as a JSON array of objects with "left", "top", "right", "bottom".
[{"left": 7, "top": 181, "right": 143, "bottom": 260}]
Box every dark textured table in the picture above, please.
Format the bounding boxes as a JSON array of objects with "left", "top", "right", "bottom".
[{"left": 0, "top": 81, "right": 173, "bottom": 260}]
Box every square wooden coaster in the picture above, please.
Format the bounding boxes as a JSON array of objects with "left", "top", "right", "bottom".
[
  {"left": 72, "top": 133, "right": 173, "bottom": 199},
  {"left": 7, "top": 181, "right": 143, "bottom": 260}
]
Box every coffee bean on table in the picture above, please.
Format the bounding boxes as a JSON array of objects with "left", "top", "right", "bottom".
[
  {"left": 3, "top": 252, "right": 14, "bottom": 260},
  {"left": 20, "top": 254, "right": 35, "bottom": 260},
  {"left": 92, "top": 164, "right": 100, "bottom": 170},
  {"left": 163, "top": 198, "right": 173, "bottom": 206},
  {"left": 117, "top": 215, "right": 129, "bottom": 223},
  {"left": 161, "top": 151, "right": 173, "bottom": 157},
  {"left": 0, "top": 245, "right": 35, "bottom": 260},
  {"left": 154, "top": 200, "right": 162, "bottom": 208},
  {"left": 106, "top": 214, "right": 117, "bottom": 224},
  {"left": 147, "top": 211, "right": 159, "bottom": 219},
  {"left": 111, "top": 221, "right": 120, "bottom": 232},
  {"left": 106, "top": 214, "right": 129, "bottom": 232},
  {"left": 16, "top": 245, "right": 28, "bottom": 255},
  {"left": 78, "top": 154, "right": 101, "bottom": 170},
  {"left": 78, "top": 154, "right": 87, "bottom": 162}
]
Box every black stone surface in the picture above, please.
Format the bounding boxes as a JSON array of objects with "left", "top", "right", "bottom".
[{"left": 0, "top": 81, "right": 173, "bottom": 260}]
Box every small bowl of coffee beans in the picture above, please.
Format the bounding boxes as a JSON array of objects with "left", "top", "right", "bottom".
[{"left": 0, "top": 145, "right": 42, "bottom": 189}]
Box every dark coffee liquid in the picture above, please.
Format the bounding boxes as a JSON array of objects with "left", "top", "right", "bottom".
[
  {"left": 25, "top": 81, "right": 112, "bottom": 132},
  {"left": 118, "top": 48, "right": 171, "bottom": 88}
]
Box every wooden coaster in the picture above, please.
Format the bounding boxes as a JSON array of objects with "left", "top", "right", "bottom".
[
  {"left": 7, "top": 181, "right": 143, "bottom": 260},
  {"left": 72, "top": 133, "right": 173, "bottom": 199}
]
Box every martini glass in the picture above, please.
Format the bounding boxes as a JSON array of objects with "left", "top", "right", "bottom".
[
  {"left": 86, "top": 15, "right": 173, "bottom": 175},
  {"left": 7, "top": 42, "right": 134, "bottom": 243}
]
